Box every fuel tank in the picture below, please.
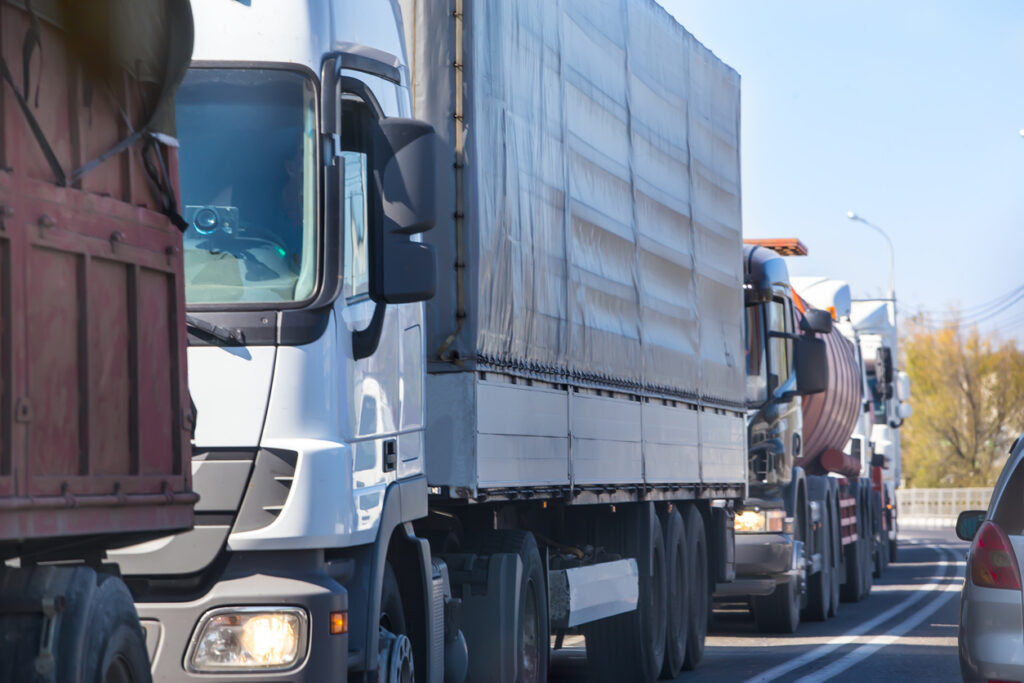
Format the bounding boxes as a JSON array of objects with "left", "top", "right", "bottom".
[{"left": 795, "top": 307, "right": 862, "bottom": 476}]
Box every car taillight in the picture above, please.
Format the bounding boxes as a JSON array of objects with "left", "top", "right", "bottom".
[{"left": 970, "top": 520, "right": 1022, "bottom": 590}]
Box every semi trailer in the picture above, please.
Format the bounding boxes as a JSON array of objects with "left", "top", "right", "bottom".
[
  {"left": 0, "top": 1, "right": 195, "bottom": 681},
  {"left": 108, "top": 1, "right": 837, "bottom": 681}
]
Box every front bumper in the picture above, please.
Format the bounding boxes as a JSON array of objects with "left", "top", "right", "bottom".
[
  {"left": 734, "top": 532, "right": 795, "bottom": 577},
  {"left": 137, "top": 568, "right": 348, "bottom": 682}
]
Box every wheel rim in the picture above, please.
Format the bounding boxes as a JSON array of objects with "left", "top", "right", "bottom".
[{"left": 521, "top": 578, "right": 540, "bottom": 682}]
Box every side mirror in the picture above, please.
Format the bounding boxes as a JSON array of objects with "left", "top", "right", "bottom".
[
  {"left": 800, "top": 308, "right": 833, "bottom": 335},
  {"left": 876, "top": 347, "right": 894, "bottom": 398},
  {"left": 370, "top": 117, "right": 440, "bottom": 304},
  {"left": 896, "top": 371, "right": 911, "bottom": 401},
  {"left": 897, "top": 403, "right": 913, "bottom": 420},
  {"left": 794, "top": 335, "right": 828, "bottom": 395},
  {"left": 956, "top": 510, "right": 986, "bottom": 542}
]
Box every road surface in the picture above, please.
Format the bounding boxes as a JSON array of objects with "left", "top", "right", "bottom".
[{"left": 550, "top": 528, "right": 966, "bottom": 682}]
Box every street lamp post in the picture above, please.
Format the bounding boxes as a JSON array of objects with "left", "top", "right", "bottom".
[{"left": 846, "top": 211, "right": 895, "bottom": 302}]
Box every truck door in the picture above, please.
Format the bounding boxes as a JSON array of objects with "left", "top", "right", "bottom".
[{"left": 336, "top": 71, "right": 426, "bottom": 511}]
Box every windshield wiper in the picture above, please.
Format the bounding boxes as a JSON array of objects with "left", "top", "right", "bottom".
[{"left": 186, "top": 314, "right": 246, "bottom": 345}]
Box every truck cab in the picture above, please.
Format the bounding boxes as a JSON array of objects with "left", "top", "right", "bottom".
[
  {"left": 110, "top": 2, "right": 442, "bottom": 679},
  {"left": 726, "top": 243, "right": 830, "bottom": 632}
]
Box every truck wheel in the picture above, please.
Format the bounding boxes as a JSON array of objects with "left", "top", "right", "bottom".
[
  {"left": 840, "top": 534, "right": 864, "bottom": 603},
  {"left": 827, "top": 500, "right": 840, "bottom": 618},
  {"left": 659, "top": 506, "right": 688, "bottom": 680},
  {"left": 889, "top": 536, "right": 898, "bottom": 563},
  {"left": 753, "top": 573, "right": 801, "bottom": 634},
  {"left": 586, "top": 504, "right": 667, "bottom": 682},
  {"left": 682, "top": 506, "right": 708, "bottom": 670},
  {"left": 378, "top": 562, "right": 414, "bottom": 683},
  {"left": 476, "top": 530, "right": 549, "bottom": 683},
  {"left": 0, "top": 566, "right": 152, "bottom": 683},
  {"left": 803, "top": 497, "right": 831, "bottom": 622},
  {"left": 81, "top": 575, "right": 152, "bottom": 683},
  {"left": 860, "top": 500, "right": 874, "bottom": 599}
]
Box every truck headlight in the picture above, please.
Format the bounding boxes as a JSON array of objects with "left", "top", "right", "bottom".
[
  {"left": 734, "top": 508, "right": 786, "bottom": 533},
  {"left": 187, "top": 607, "right": 308, "bottom": 672}
]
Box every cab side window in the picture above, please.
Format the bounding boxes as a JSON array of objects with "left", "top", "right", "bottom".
[
  {"left": 341, "top": 97, "right": 373, "bottom": 300},
  {"left": 766, "top": 299, "right": 792, "bottom": 388}
]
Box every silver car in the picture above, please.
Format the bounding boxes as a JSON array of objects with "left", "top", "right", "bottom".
[{"left": 957, "top": 434, "right": 1024, "bottom": 682}]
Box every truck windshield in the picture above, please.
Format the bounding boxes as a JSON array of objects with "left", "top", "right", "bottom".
[{"left": 176, "top": 68, "right": 318, "bottom": 305}]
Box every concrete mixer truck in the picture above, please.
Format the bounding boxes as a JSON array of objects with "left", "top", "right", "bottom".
[{"left": 724, "top": 240, "right": 886, "bottom": 634}]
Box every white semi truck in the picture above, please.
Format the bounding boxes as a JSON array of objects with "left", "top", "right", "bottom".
[{"left": 107, "top": 1, "right": 836, "bottom": 681}]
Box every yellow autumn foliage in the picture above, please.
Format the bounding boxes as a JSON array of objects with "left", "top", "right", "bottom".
[{"left": 902, "top": 318, "right": 1024, "bottom": 487}]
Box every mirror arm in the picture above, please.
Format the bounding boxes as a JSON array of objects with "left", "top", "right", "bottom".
[{"left": 352, "top": 301, "right": 387, "bottom": 360}]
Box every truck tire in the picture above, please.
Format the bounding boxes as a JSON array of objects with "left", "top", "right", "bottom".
[
  {"left": 860, "top": 491, "right": 874, "bottom": 599},
  {"left": 803, "top": 495, "right": 832, "bottom": 622},
  {"left": 682, "top": 506, "right": 708, "bottom": 670},
  {"left": 840, "top": 534, "right": 864, "bottom": 603},
  {"left": 659, "top": 506, "right": 688, "bottom": 680},
  {"left": 0, "top": 566, "right": 152, "bottom": 683},
  {"left": 476, "top": 530, "right": 549, "bottom": 683},
  {"left": 753, "top": 573, "right": 801, "bottom": 634},
  {"left": 81, "top": 574, "right": 152, "bottom": 683},
  {"left": 827, "top": 498, "right": 841, "bottom": 618},
  {"left": 889, "top": 536, "right": 898, "bottom": 563},
  {"left": 872, "top": 492, "right": 885, "bottom": 578},
  {"left": 379, "top": 562, "right": 415, "bottom": 683},
  {"left": 586, "top": 504, "right": 667, "bottom": 682}
]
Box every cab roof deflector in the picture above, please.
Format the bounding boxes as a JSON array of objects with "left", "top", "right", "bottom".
[{"left": 333, "top": 42, "right": 404, "bottom": 86}]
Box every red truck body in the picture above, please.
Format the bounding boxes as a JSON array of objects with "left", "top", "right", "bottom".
[{"left": 0, "top": 0, "right": 194, "bottom": 554}]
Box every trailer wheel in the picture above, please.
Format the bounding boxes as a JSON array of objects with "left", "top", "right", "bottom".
[
  {"left": 659, "top": 506, "right": 688, "bottom": 680},
  {"left": 682, "top": 506, "right": 708, "bottom": 670},
  {"left": 872, "top": 492, "right": 885, "bottom": 578},
  {"left": 860, "top": 490, "right": 874, "bottom": 599},
  {"left": 586, "top": 504, "right": 667, "bottom": 682},
  {"left": 827, "top": 498, "right": 841, "bottom": 618},
  {"left": 803, "top": 496, "right": 832, "bottom": 622},
  {"left": 476, "top": 530, "right": 549, "bottom": 683}
]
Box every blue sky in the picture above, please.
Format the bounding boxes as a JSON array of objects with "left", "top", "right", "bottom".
[{"left": 657, "top": 1, "right": 1024, "bottom": 337}]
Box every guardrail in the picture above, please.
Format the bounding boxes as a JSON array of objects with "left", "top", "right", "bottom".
[{"left": 896, "top": 487, "right": 994, "bottom": 528}]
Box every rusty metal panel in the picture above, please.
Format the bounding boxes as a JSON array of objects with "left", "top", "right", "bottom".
[{"left": 0, "top": 1, "right": 195, "bottom": 546}]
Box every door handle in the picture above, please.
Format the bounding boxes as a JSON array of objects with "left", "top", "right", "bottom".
[{"left": 383, "top": 439, "right": 398, "bottom": 472}]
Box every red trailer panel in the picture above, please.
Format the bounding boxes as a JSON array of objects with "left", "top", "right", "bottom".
[{"left": 0, "top": 1, "right": 195, "bottom": 550}]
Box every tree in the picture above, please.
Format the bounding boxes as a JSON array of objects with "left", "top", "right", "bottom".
[{"left": 902, "top": 318, "right": 1024, "bottom": 488}]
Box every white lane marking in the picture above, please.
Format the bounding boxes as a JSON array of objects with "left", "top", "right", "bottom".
[
  {"left": 793, "top": 547, "right": 960, "bottom": 682},
  {"left": 741, "top": 544, "right": 956, "bottom": 683}
]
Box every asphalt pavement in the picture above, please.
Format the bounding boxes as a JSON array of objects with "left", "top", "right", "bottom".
[{"left": 550, "top": 527, "right": 967, "bottom": 682}]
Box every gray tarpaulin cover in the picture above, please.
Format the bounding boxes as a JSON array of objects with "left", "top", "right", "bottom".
[{"left": 401, "top": 0, "right": 744, "bottom": 408}]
